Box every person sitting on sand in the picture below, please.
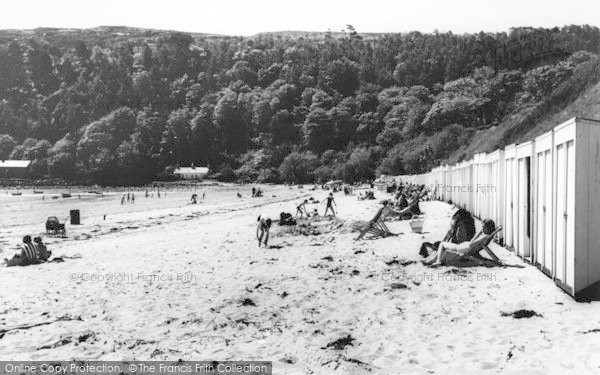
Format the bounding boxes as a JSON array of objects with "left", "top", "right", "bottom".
[
  {"left": 419, "top": 208, "right": 475, "bottom": 257},
  {"left": 5, "top": 236, "right": 40, "bottom": 267},
  {"left": 296, "top": 199, "right": 309, "bottom": 217},
  {"left": 190, "top": 194, "right": 197, "bottom": 204},
  {"left": 422, "top": 219, "right": 496, "bottom": 266},
  {"left": 34, "top": 237, "right": 51, "bottom": 261},
  {"left": 323, "top": 193, "right": 337, "bottom": 216},
  {"left": 256, "top": 216, "right": 272, "bottom": 247}
]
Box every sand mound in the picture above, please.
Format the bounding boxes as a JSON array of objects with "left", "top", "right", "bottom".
[{"left": 273, "top": 216, "right": 346, "bottom": 237}]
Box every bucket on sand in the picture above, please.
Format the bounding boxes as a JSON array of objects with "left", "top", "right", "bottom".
[{"left": 409, "top": 219, "right": 424, "bottom": 234}]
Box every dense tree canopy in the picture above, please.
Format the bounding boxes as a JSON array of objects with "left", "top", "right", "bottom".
[{"left": 1, "top": 25, "right": 600, "bottom": 183}]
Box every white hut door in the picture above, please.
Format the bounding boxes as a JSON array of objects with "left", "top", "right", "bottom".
[
  {"left": 518, "top": 157, "right": 531, "bottom": 258},
  {"left": 536, "top": 153, "right": 545, "bottom": 267},
  {"left": 565, "top": 141, "right": 575, "bottom": 289},
  {"left": 555, "top": 144, "right": 566, "bottom": 283},
  {"left": 543, "top": 150, "right": 553, "bottom": 273},
  {"left": 505, "top": 160, "right": 514, "bottom": 248}
]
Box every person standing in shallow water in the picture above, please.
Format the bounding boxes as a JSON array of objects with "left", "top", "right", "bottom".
[{"left": 323, "top": 192, "right": 337, "bottom": 216}]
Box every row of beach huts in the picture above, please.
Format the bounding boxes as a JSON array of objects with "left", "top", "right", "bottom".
[{"left": 399, "top": 117, "right": 600, "bottom": 300}]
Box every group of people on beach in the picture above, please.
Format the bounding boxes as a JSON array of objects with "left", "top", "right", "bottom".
[
  {"left": 295, "top": 193, "right": 337, "bottom": 218},
  {"left": 4, "top": 235, "right": 51, "bottom": 267},
  {"left": 121, "top": 192, "right": 136, "bottom": 205},
  {"left": 256, "top": 181, "right": 501, "bottom": 267}
]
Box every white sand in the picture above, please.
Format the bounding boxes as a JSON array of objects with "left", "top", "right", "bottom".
[{"left": 1, "top": 188, "right": 599, "bottom": 374}]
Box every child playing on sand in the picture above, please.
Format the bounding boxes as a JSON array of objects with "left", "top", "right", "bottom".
[
  {"left": 296, "top": 199, "right": 309, "bottom": 217},
  {"left": 323, "top": 193, "right": 337, "bottom": 216},
  {"left": 256, "top": 216, "right": 272, "bottom": 247}
]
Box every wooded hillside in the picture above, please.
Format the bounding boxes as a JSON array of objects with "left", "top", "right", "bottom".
[{"left": 1, "top": 25, "right": 599, "bottom": 184}]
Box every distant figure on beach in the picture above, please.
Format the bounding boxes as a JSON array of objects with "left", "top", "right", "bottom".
[
  {"left": 252, "top": 187, "right": 256, "bottom": 197},
  {"left": 296, "top": 199, "right": 309, "bottom": 217},
  {"left": 131, "top": 193, "right": 135, "bottom": 204},
  {"left": 145, "top": 189, "right": 149, "bottom": 198},
  {"left": 323, "top": 193, "right": 337, "bottom": 216},
  {"left": 423, "top": 219, "right": 496, "bottom": 266},
  {"left": 191, "top": 194, "right": 197, "bottom": 204},
  {"left": 121, "top": 195, "right": 126, "bottom": 205},
  {"left": 127, "top": 193, "right": 131, "bottom": 203},
  {"left": 237, "top": 191, "right": 242, "bottom": 198},
  {"left": 202, "top": 192, "right": 206, "bottom": 200},
  {"left": 256, "top": 216, "right": 272, "bottom": 247}
]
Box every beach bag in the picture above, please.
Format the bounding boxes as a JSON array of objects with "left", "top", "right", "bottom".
[{"left": 409, "top": 219, "right": 424, "bottom": 233}]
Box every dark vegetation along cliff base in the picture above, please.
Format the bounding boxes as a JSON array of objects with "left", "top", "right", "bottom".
[{"left": 1, "top": 25, "right": 600, "bottom": 184}]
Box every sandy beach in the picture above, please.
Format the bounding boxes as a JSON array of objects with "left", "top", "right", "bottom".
[{"left": 1, "top": 186, "right": 599, "bottom": 374}]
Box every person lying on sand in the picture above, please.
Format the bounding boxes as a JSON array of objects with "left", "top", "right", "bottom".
[
  {"left": 422, "top": 219, "right": 496, "bottom": 266},
  {"left": 419, "top": 208, "right": 475, "bottom": 257},
  {"left": 256, "top": 216, "right": 272, "bottom": 247},
  {"left": 296, "top": 199, "right": 309, "bottom": 217}
]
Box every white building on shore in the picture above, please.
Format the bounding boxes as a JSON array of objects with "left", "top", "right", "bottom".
[{"left": 172, "top": 166, "right": 209, "bottom": 180}]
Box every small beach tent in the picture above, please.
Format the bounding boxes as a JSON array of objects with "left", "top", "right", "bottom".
[
  {"left": 533, "top": 130, "right": 554, "bottom": 275},
  {"left": 515, "top": 142, "right": 534, "bottom": 261},
  {"left": 173, "top": 166, "right": 209, "bottom": 180},
  {"left": 503, "top": 144, "right": 517, "bottom": 250}
]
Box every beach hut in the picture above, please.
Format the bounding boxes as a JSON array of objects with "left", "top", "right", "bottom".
[
  {"left": 533, "top": 130, "right": 554, "bottom": 274},
  {"left": 548, "top": 117, "right": 600, "bottom": 297},
  {"left": 487, "top": 150, "right": 505, "bottom": 243},
  {"left": 503, "top": 144, "right": 517, "bottom": 250},
  {"left": 472, "top": 154, "right": 482, "bottom": 218},
  {"left": 515, "top": 141, "right": 534, "bottom": 261}
]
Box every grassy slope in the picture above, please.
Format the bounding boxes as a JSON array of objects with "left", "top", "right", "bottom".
[{"left": 450, "top": 58, "right": 600, "bottom": 163}]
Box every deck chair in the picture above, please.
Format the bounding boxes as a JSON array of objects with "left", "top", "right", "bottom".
[
  {"left": 394, "top": 195, "right": 423, "bottom": 220},
  {"left": 355, "top": 207, "right": 398, "bottom": 240},
  {"left": 466, "top": 226, "right": 503, "bottom": 262},
  {"left": 46, "top": 216, "right": 66, "bottom": 237}
]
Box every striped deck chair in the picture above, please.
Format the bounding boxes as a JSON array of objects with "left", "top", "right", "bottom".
[
  {"left": 355, "top": 206, "right": 400, "bottom": 240},
  {"left": 20, "top": 243, "right": 40, "bottom": 265}
]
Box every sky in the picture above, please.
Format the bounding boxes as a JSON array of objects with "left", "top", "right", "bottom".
[{"left": 0, "top": 0, "right": 599, "bottom": 36}]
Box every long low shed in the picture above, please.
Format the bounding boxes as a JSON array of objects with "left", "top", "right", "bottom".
[{"left": 396, "top": 117, "right": 600, "bottom": 299}]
